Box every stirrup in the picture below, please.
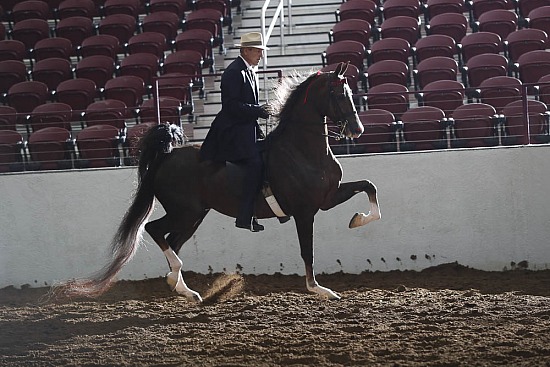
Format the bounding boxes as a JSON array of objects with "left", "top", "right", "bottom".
[{"left": 278, "top": 216, "right": 291, "bottom": 224}]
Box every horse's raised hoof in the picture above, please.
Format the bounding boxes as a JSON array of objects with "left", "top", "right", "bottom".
[{"left": 349, "top": 212, "right": 380, "bottom": 228}]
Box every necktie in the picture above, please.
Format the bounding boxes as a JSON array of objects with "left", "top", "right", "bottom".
[{"left": 247, "top": 69, "right": 258, "bottom": 103}]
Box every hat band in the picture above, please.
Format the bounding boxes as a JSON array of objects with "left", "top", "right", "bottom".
[{"left": 241, "top": 41, "right": 264, "bottom": 47}]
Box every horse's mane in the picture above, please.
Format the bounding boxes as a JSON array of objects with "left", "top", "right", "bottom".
[{"left": 268, "top": 69, "right": 325, "bottom": 138}]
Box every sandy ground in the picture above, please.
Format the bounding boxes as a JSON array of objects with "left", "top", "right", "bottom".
[{"left": 1, "top": 263, "right": 550, "bottom": 366}]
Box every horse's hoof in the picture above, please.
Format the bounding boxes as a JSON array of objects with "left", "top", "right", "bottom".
[
  {"left": 166, "top": 272, "right": 178, "bottom": 291},
  {"left": 309, "top": 284, "right": 341, "bottom": 300},
  {"left": 349, "top": 212, "right": 380, "bottom": 228},
  {"left": 349, "top": 212, "right": 365, "bottom": 228},
  {"left": 188, "top": 292, "right": 203, "bottom": 303}
]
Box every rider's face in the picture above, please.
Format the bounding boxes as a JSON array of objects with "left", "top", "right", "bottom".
[{"left": 242, "top": 47, "right": 264, "bottom": 66}]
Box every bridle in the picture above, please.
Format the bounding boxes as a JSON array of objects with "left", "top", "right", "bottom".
[{"left": 326, "top": 77, "right": 357, "bottom": 140}]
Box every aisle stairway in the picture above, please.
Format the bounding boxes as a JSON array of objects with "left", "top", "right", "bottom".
[{"left": 193, "top": 0, "right": 341, "bottom": 140}]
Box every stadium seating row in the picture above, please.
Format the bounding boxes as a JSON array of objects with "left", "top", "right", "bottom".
[
  {"left": 324, "top": 0, "right": 550, "bottom": 154},
  {"left": 329, "top": 100, "right": 550, "bottom": 155},
  {"left": 0, "top": 120, "right": 194, "bottom": 172}
]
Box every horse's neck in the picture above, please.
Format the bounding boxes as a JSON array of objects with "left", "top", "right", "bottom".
[{"left": 274, "top": 115, "right": 332, "bottom": 160}]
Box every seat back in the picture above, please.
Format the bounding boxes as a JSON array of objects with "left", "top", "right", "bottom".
[
  {"left": 477, "top": 9, "right": 518, "bottom": 40},
  {"left": 12, "top": 18, "right": 50, "bottom": 50},
  {"left": 155, "top": 73, "right": 194, "bottom": 114},
  {"left": 0, "top": 40, "right": 26, "bottom": 62},
  {"left": 330, "top": 19, "right": 372, "bottom": 48},
  {"left": 452, "top": 102, "right": 498, "bottom": 147},
  {"left": 150, "top": 0, "right": 188, "bottom": 17},
  {"left": 57, "top": 78, "right": 97, "bottom": 116},
  {"left": 425, "top": 0, "right": 464, "bottom": 20},
  {"left": 103, "top": 0, "right": 140, "bottom": 18},
  {"left": 479, "top": 75, "right": 522, "bottom": 112},
  {"left": 98, "top": 13, "right": 137, "bottom": 47},
  {"left": 460, "top": 31, "right": 502, "bottom": 63},
  {"left": 8, "top": 81, "right": 49, "bottom": 123},
  {"left": 366, "top": 82, "right": 410, "bottom": 117},
  {"left": 30, "top": 102, "right": 73, "bottom": 132},
  {"left": 75, "top": 55, "right": 116, "bottom": 89},
  {"left": 323, "top": 40, "right": 365, "bottom": 71},
  {"left": 128, "top": 32, "right": 167, "bottom": 58},
  {"left": 366, "top": 60, "right": 409, "bottom": 88},
  {"left": 58, "top": 0, "right": 97, "bottom": 19},
  {"left": 414, "top": 34, "right": 457, "bottom": 63},
  {"left": 401, "top": 105, "right": 447, "bottom": 150},
  {"left": 76, "top": 124, "right": 121, "bottom": 168},
  {"left": 528, "top": 5, "right": 550, "bottom": 36},
  {"left": 465, "top": 53, "right": 508, "bottom": 88},
  {"left": 369, "top": 37, "right": 410, "bottom": 65},
  {"left": 142, "top": 11, "right": 181, "bottom": 43},
  {"left": 517, "top": 49, "right": 550, "bottom": 85},
  {"left": 352, "top": 109, "right": 397, "bottom": 153},
  {"left": 415, "top": 56, "right": 458, "bottom": 90},
  {"left": 80, "top": 34, "right": 120, "bottom": 59},
  {"left": 422, "top": 80, "right": 465, "bottom": 116},
  {"left": 506, "top": 29, "right": 548, "bottom": 63},
  {"left": 0, "top": 106, "right": 18, "bottom": 131},
  {"left": 336, "top": 0, "right": 377, "bottom": 25},
  {"left": 119, "top": 53, "right": 160, "bottom": 86},
  {"left": 27, "top": 126, "right": 73, "bottom": 170},
  {"left": 382, "top": 0, "right": 421, "bottom": 19},
  {"left": 85, "top": 99, "right": 128, "bottom": 130},
  {"left": 140, "top": 96, "right": 182, "bottom": 124},
  {"left": 427, "top": 12, "right": 468, "bottom": 43},
  {"left": 11, "top": 0, "right": 50, "bottom": 22},
  {"left": 33, "top": 37, "right": 73, "bottom": 61},
  {"left": 105, "top": 75, "right": 146, "bottom": 108},
  {"left": 32, "top": 57, "right": 73, "bottom": 92},
  {"left": 55, "top": 16, "right": 95, "bottom": 49},
  {"left": 380, "top": 16, "right": 421, "bottom": 45},
  {"left": 0, "top": 60, "right": 27, "bottom": 96},
  {"left": 471, "top": 0, "right": 514, "bottom": 21},
  {"left": 0, "top": 129, "right": 24, "bottom": 172},
  {"left": 502, "top": 99, "right": 548, "bottom": 144}
]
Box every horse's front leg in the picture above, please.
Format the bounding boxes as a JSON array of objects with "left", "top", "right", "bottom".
[
  {"left": 295, "top": 214, "right": 341, "bottom": 300},
  {"left": 320, "top": 180, "right": 381, "bottom": 229}
]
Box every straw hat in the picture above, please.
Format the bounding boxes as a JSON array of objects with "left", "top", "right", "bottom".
[{"left": 235, "top": 32, "right": 269, "bottom": 50}]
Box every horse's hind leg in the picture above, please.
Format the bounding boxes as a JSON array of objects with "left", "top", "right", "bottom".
[
  {"left": 320, "top": 180, "right": 381, "bottom": 229},
  {"left": 145, "top": 212, "right": 207, "bottom": 302}
]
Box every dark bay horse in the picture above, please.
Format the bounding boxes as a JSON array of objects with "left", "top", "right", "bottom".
[{"left": 63, "top": 62, "right": 381, "bottom": 302}]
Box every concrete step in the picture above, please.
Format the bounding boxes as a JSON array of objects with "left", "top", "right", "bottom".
[{"left": 193, "top": 0, "right": 341, "bottom": 133}]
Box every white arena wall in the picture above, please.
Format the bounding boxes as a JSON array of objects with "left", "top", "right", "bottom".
[{"left": 1, "top": 145, "right": 549, "bottom": 289}]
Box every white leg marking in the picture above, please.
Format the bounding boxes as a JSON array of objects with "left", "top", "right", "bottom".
[
  {"left": 307, "top": 280, "right": 341, "bottom": 300},
  {"left": 163, "top": 249, "right": 203, "bottom": 303},
  {"left": 349, "top": 202, "right": 381, "bottom": 228}
]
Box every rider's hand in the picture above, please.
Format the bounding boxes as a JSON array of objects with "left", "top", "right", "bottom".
[{"left": 259, "top": 103, "right": 272, "bottom": 119}]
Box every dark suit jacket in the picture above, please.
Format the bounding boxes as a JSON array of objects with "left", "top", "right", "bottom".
[{"left": 200, "top": 56, "right": 265, "bottom": 162}]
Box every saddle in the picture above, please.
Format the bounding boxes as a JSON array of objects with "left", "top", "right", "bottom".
[{"left": 225, "top": 160, "right": 290, "bottom": 223}]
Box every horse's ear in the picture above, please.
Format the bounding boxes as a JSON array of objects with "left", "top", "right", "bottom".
[
  {"left": 340, "top": 62, "right": 349, "bottom": 77},
  {"left": 333, "top": 62, "right": 348, "bottom": 79},
  {"left": 334, "top": 62, "right": 344, "bottom": 76}
]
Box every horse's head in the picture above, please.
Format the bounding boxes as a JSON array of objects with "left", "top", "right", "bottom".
[{"left": 325, "top": 62, "right": 363, "bottom": 139}]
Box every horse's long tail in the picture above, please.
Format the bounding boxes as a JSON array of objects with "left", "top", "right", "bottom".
[{"left": 57, "top": 123, "right": 184, "bottom": 297}]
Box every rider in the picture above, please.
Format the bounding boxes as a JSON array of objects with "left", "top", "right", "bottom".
[{"left": 200, "top": 32, "right": 271, "bottom": 232}]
